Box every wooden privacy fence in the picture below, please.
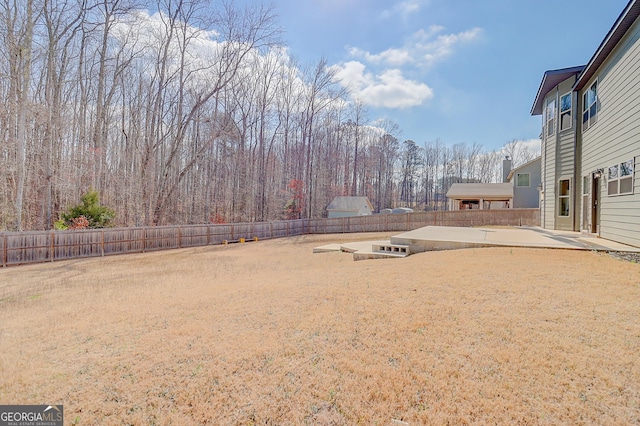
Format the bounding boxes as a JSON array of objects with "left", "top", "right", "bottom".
[{"left": 1, "top": 209, "right": 539, "bottom": 267}]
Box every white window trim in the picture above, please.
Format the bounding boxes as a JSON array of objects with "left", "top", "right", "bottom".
[
  {"left": 516, "top": 173, "right": 530, "bottom": 187},
  {"left": 582, "top": 79, "right": 598, "bottom": 131},
  {"left": 559, "top": 91, "right": 572, "bottom": 131},
  {"left": 607, "top": 159, "right": 634, "bottom": 196},
  {"left": 546, "top": 96, "right": 557, "bottom": 137},
  {"left": 558, "top": 178, "right": 571, "bottom": 217}
]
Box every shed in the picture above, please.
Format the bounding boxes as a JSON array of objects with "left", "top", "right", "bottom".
[
  {"left": 327, "top": 196, "right": 374, "bottom": 218},
  {"left": 446, "top": 183, "right": 514, "bottom": 210}
]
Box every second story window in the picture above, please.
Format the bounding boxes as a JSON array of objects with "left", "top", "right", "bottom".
[
  {"left": 546, "top": 97, "right": 556, "bottom": 137},
  {"left": 560, "top": 92, "right": 572, "bottom": 131},
  {"left": 583, "top": 81, "right": 598, "bottom": 131},
  {"left": 516, "top": 173, "right": 530, "bottom": 187}
]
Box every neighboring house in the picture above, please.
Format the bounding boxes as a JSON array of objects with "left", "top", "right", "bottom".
[
  {"left": 446, "top": 183, "right": 513, "bottom": 210},
  {"left": 531, "top": 0, "right": 640, "bottom": 246},
  {"left": 391, "top": 207, "right": 414, "bottom": 214},
  {"left": 326, "top": 196, "right": 374, "bottom": 218},
  {"left": 506, "top": 157, "right": 542, "bottom": 208}
]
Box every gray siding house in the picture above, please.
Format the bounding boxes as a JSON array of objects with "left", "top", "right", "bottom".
[
  {"left": 507, "top": 157, "right": 542, "bottom": 209},
  {"left": 531, "top": 0, "right": 640, "bottom": 246}
]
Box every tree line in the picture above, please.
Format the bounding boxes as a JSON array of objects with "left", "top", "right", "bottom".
[{"left": 0, "top": 0, "right": 537, "bottom": 231}]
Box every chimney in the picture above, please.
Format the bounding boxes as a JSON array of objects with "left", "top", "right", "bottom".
[{"left": 502, "top": 156, "right": 512, "bottom": 183}]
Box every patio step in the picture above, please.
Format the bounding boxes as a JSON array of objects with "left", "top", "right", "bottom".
[
  {"left": 313, "top": 240, "right": 412, "bottom": 261},
  {"left": 372, "top": 242, "right": 411, "bottom": 256},
  {"left": 351, "top": 242, "right": 411, "bottom": 260}
]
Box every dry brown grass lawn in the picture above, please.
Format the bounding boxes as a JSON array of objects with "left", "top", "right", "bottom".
[{"left": 1, "top": 232, "right": 640, "bottom": 425}]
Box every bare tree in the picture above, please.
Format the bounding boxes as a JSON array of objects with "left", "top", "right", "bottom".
[
  {"left": 2, "top": 0, "right": 36, "bottom": 230},
  {"left": 349, "top": 100, "right": 367, "bottom": 196},
  {"left": 501, "top": 139, "right": 538, "bottom": 168},
  {"left": 40, "top": 0, "right": 87, "bottom": 228},
  {"left": 146, "top": 1, "right": 280, "bottom": 224},
  {"left": 298, "top": 58, "right": 343, "bottom": 218},
  {"left": 422, "top": 139, "right": 442, "bottom": 210},
  {"left": 477, "top": 150, "right": 501, "bottom": 183},
  {"left": 466, "top": 141, "right": 482, "bottom": 181},
  {"left": 399, "top": 139, "right": 422, "bottom": 207},
  {"left": 0, "top": 1, "right": 418, "bottom": 230}
]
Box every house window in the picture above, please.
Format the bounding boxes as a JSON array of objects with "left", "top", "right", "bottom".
[
  {"left": 608, "top": 159, "right": 634, "bottom": 195},
  {"left": 558, "top": 179, "right": 570, "bottom": 217},
  {"left": 560, "top": 92, "right": 572, "bottom": 131},
  {"left": 516, "top": 173, "right": 530, "bottom": 187},
  {"left": 583, "top": 81, "right": 598, "bottom": 130},
  {"left": 546, "top": 97, "right": 556, "bottom": 137}
]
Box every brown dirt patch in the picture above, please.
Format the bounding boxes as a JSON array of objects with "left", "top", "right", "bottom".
[{"left": 1, "top": 233, "right": 640, "bottom": 424}]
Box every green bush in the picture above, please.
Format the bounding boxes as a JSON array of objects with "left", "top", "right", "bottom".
[
  {"left": 60, "top": 190, "right": 115, "bottom": 229},
  {"left": 54, "top": 219, "right": 68, "bottom": 230}
]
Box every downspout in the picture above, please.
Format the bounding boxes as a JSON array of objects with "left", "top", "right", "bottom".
[
  {"left": 572, "top": 90, "right": 578, "bottom": 231},
  {"left": 541, "top": 118, "right": 546, "bottom": 229}
]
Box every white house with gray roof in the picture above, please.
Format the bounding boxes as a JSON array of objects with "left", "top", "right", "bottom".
[
  {"left": 326, "top": 196, "right": 374, "bottom": 218},
  {"left": 531, "top": 0, "right": 640, "bottom": 247}
]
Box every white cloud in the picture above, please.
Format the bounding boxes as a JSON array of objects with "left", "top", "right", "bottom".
[
  {"left": 336, "top": 24, "right": 481, "bottom": 109},
  {"left": 348, "top": 47, "right": 414, "bottom": 67},
  {"left": 397, "top": 0, "right": 423, "bottom": 15},
  {"left": 521, "top": 139, "right": 542, "bottom": 156},
  {"left": 332, "top": 61, "right": 433, "bottom": 108},
  {"left": 417, "top": 27, "right": 483, "bottom": 68},
  {"left": 347, "top": 26, "right": 482, "bottom": 69},
  {"left": 380, "top": 0, "right": 429, "bottom": 20}
]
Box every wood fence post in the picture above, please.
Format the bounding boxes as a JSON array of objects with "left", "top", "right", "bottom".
[
  {"left": 207, "top": 225, "right": 211, "bottom": 246},
  {"left": 178, "top": 226, "right": 182, "bottom": 248},
  {"left": 50, "top": 231, "right": 55, "bottom": 262},
  {"left": 3, "top": 233, "right": 7, "bottom": 267},
  {"left": 142, "top": 227, "right": 147, "bottom": 253},
  {"left": 101, "top": 229, "right": 105, "bottom": 257},
  {"left": 270, "top": 222, "right": 274, "bottom": 240}
]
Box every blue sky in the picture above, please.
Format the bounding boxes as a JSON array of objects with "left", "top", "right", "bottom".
[{"left": 248, "top": 0, "right": 629, "bottom": 151}]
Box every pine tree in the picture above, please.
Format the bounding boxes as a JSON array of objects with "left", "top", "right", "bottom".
[{"left": 60, "top": 190, "right": 115, "bottom": 229}]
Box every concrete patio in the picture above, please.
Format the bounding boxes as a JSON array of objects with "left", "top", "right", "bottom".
[{"left": 313, "top": 226, "right": 640, "bottom": 261}]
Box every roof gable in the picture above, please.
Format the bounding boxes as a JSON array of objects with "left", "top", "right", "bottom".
[
  {"left": 446, "top": 183, "right": 513, "bottom": 199},
  {"left": 507, "top": 156, "right": 541, "bottom": 181},
  {"left": 327, "top": 196, "right": 373, "bottom": 211},
  {"left": 531, "top": 66, "right": 584, "bottom": 116}
]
